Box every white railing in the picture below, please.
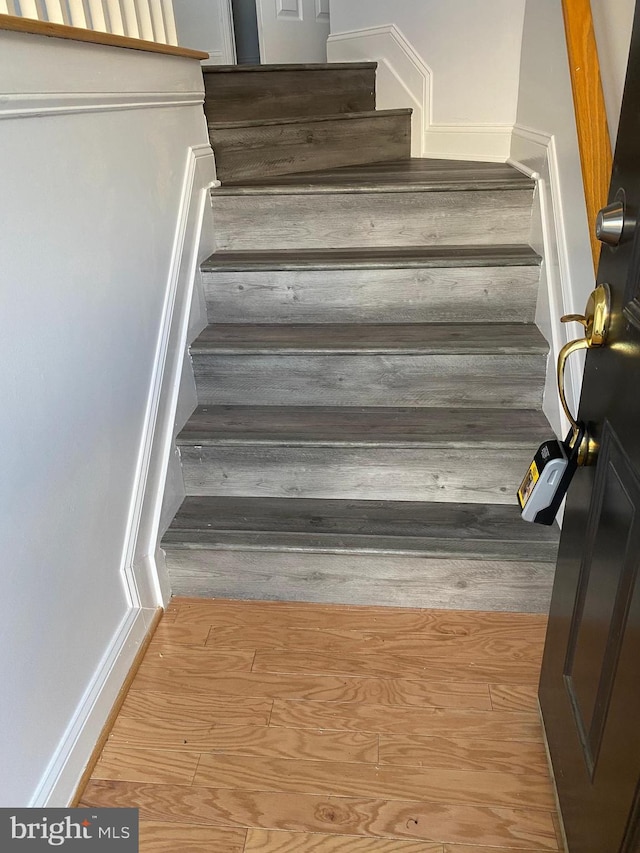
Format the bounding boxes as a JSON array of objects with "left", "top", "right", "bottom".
[{"left": 1, "top": 0, "right": 178, "bottom": 45}]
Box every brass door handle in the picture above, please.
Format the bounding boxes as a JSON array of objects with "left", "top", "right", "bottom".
[
  {"left": 557, "top": 336, "right": 589, "bottom": 442},
  {"left": 557, "top": 283, "right": 610, "bottom": 459},
  {"left": 560, "top": 314, "right": 588, "bottom": 328}
]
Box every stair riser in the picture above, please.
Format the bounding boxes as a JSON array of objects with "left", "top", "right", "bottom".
[
  {"left": 179, "top": 445, "right": 533, "bottom": 504},
  {"left": 212, "top": 189, "right": 533, "bottom": 250},
  {"left": 204, "top": 67, "right": 376, "bottom": 123},
  {"left": 211, "top": 112, "right": 411, "bottom": 183},
  {"left": 193, "top": 353, "right": 546, "bottom": 408},
  {"left": 204, "top": 266, "right": 540, "bottom": 324},
  {"left": 165, "top": 549, "right": 553, "bottom": 612}
]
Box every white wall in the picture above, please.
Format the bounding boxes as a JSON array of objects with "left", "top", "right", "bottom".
[
  {"left": 0, "top": 30, "right": 214, "bottom": 806},
  {"left": 591, "top": 0, "right": 635, "bottom": 144},
  {"left": 512, "top": 1, "right": 635, "bottom": 437},
  {"left": 173, "top": 0, "right": 236, "bottom": 64},
  {"left": 328, "top": 0, "right": 526, "bottom": 160},
  {"left": 510, "top": 0, "right": 595, "bottom": 437}
]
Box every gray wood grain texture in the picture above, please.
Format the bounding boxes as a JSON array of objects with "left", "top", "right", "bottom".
[
  {"left": 202, "top": 245, "right": 541, "bottom": 271},
  {"left": 204, "top": 65, "right": 376, "bottom": 123},
  {"left": 203, "top": 265, "right": 540, "bottom": 324},
  {"left": 177, "top": 405, "right": 550, "bottom": 447},
  {"left": 193, "top": 352, "right": 546, "bottom": 408},
  {"left": 164, "top": 549, "right": 555, "bottom": 612},
  {"left": 204, "top": 63, "right": 378, "bottom": 72},
  {"left": 191, "top": 323, "right": 548, "bottom": 354},
  {"left": 211, "top": 189, "right": 533, "bottom": 250},
  {"left": 209, "top": 110, "right": 411, "bottom": 183},
  {"left": 214, "top": 158, "right": 534, "bottom": 194},
  {"left": 161, "top": 136, "right": 549, "bottom": 608},
  {"left": 209, "top": 109, "right": 410, "bottom": 131},
  {"left": 178, "top": 443, "right": 535, "bottom": 504},
  {"left": 163, "top": 496, "right": 559, "bottom": 562}
]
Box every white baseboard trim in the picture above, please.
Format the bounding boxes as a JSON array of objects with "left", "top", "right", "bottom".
[
  {"left": 327, "top": 25, "right": 512, "bottom": 162},
  {"left": 327, "top": 24, "right": 429, "bottom": 157},
  {"left": 121, "top": 144, "right": 217, "bottom": 610},
  {"left": 31, "top": 606, "right": 154, "bottom": 806},
  {"left": 424, "top": 124, "right": 513, "bottom": 162},
  {"left": 510, "top": 123, "right": 584, "bottom": 439}
]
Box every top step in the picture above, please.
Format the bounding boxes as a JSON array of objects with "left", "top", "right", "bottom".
[{"left": 203, "top": 62, "right": 376, "bottom": 124}]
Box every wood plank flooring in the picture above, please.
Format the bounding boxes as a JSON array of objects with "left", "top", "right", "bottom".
[{"left": 80, "top": 598, "right": 560, "bottom": 852}]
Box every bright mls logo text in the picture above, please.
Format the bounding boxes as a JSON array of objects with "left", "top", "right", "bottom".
[
  {"left": 1, "top": 809, "right": 139, "bottom": 850},
  {"left": 10, "top": 815, "right": 133, "bottom": 846}
]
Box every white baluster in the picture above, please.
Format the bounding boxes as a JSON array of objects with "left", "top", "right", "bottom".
[
  {"left": 149, "top": 0, "right": 165, "bottom": 43},
  {"left": 18, "top": 0, "right": 40, "bottom": 19},
  {"left": 68, "top": 0, "right": 87, "bottom": 26},
  {"left": 43, "top": 0, "right": 64, "bottom": 22},
  {"left": 160, "top": 0, "right": 176, "bottom": 44},
  {"left": 87, "top": 0, "right": 107, "bottom": 30},
  {"left": 121, "top": 0, "right": 139, "bottom": 36},
  {"left": 105, "top": 0, "right": 124, "bottom": 34},
  {"left": 134, "top": 0, "right": 153, "bottom": 40},
  {"left": 0, "top": 0, "right": 11, "bottom": 13}
]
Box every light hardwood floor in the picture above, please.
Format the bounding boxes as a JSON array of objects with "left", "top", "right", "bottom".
[{"left": 79, "top": 598, "right": 561, "bottom": 852}]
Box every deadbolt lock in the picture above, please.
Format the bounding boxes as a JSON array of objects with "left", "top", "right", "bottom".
[{"left": 596, "top": 201, "right": 625, "bottom": 246}]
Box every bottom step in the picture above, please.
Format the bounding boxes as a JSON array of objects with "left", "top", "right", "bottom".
[{"left": 163, "top": 497, "right": 558, "bottom": 612}]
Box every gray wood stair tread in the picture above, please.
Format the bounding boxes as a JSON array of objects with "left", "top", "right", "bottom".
[
  {"left": 162, "top": 496, "right": 559, "bottom": 561},
  {"left": 176, "top": 405, "right": 551, "bottom": 447},
  {"left": 213, "top": 158, "right": 534, "bottom": 194},
  {"left": 209, "top": 109, "right": 411, "bottom": 131},
  {"left": 203, "top": 62, "right": 378, "bottom": 73},
  {"left": 191, "top": 323, "right": 548, "bottom": 355},
  {"left": 201, "top": 245, "right": 540, "bottom": 271}
]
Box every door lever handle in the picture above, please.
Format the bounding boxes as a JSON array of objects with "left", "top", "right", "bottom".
[
  {"left": 557, "top": 337, "right": 589, "bottom": 445},
  {"left": 561, "top": 313, "right": 588, "bottom": 328},
  {"left": 556, "top": 283, "right": 611, "bottom": 461}
]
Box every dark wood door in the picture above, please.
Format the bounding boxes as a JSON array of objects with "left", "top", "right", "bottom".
[{"left": 539, "top": 7, "right": 640, "bottom": 853}]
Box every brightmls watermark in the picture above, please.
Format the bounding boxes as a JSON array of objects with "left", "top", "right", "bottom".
[{"left": 0, "top": 809, "right": 138, "bottom": 850}]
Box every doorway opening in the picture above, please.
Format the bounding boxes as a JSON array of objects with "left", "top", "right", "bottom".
[{"left": 231, "top": 0, "right": 261, "bottom": 65}]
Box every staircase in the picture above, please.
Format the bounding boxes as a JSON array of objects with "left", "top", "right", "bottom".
[
  {"left": 203, "top": 63, "right": 411, "bottom": 182},
  {"left": 161, "top": 62, "right": 559, "bottom": 612}
]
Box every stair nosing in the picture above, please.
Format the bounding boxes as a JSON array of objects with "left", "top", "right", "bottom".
[
  {"left": 208, "top": 109, "right": 412, "bottom": 131},
  {"left": 190, "top": 323, "right": 549, "bottom": 357},
  {"left": 201, "top": 245, "right": 541, "bottom": 272},
  {"left": 203, "top": 62, "right": 378, "bottom": 73},
  {"left": 161, "top": 534, "right": 557, "bottom": 562},
  {"left": 177, "top": 435, "right": 545, "bottom": 448},
  {"left": 161, "top": 496, "right": 559, "bottom": 558},
  {"left": 175, "top": 405, "right": 551, "bottom": 449},
  {"left": 212, "top": 179, "right": 535, "bottom": 196}
]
